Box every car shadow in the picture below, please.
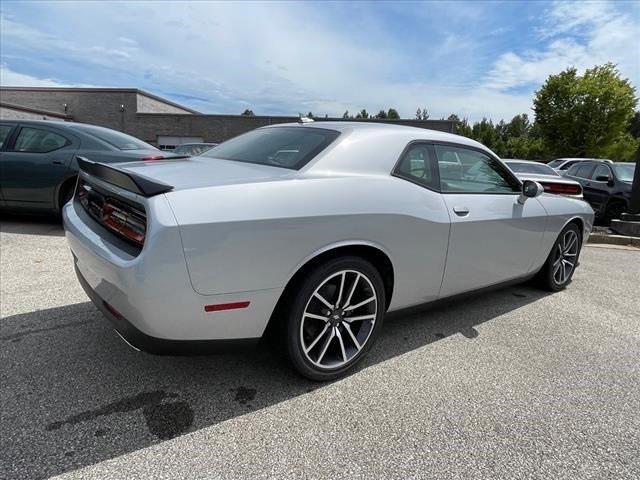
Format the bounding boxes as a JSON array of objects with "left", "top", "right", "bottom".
[
  {"left": 0, "top": 214, "right": 64, "bottom": 237},
  {"left": 0, "top": 285, "right": 550, "bottom": 479}
]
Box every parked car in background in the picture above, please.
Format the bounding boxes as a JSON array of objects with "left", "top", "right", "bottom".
[
  {"left": 0, "top": 120, "right": 183, "bottom": 215},
  {"left": 548, "top": 157, "right": 612, "bottom": 175},
  {"left": 564, "top": 160, "right": 636, "bottom": 223},
  {"left": 504, "top": 159, "right": 583, "bottom": 198},
  {"left": 64, "top": 121, "right": 594, "bottom": 381},
  {"left": 172, "top": 143, "right": 217, "bottom": 156}
]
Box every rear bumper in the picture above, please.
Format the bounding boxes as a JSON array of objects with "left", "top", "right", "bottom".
[
  {"left": 74, "top": 263, "right": 259, "bottom": 354},
  {"left": 63, "top": 198, "right": 283, "bottom": 349}
]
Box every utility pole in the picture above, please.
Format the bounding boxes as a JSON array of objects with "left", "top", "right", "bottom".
[
  {"left": 628, "top": 144, "right": 640, "bottom": 215},
  {"left": 610, "top": 145, "right": 640, "bottom": 237}
]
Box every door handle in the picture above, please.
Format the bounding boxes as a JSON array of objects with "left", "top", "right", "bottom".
[
  {"left": 584, "top": 182, "right": 591, "bottom": 186},
  {"left": 453, "top": 206, "right": 470, "bottom": 216},
  {"left": 52, "top": 160, "right": 63, "bottom": 165}
]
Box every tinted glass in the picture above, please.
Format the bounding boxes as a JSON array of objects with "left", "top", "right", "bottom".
[
  {"left": 573, "top": 163, "right": 594, "bottom": 178},
  {"left": 435, "top": 145, "right": 519, "bottom": 193},
  {"left": 506, "top": 161, "right": 559, "bottom": 176},
  {"left": 13, "top": 127, "right": 68, "bottom": 153},
  {"left": 592, "top": 164, "right": 612, "bottom": 180},
  {"left": 559, "top": 161, "right": 578, "bottom": 170},
  {"left": 395, "top": 144, "right": 438, "bottom": 189},
  {"left": 74, "top": 124, "right": 154, "bottom": 150},
  {"left": 0, "top": 125, "right": 12, "bottom": 148},
  {"left": 204, "top": 127, "right": 340, "bottom": 170},
  {"left": 613, "top": 163, "right": 635, "bottom": 182},
  {"left": 547, "top": 159, "right": 563, "bottom": 168}
]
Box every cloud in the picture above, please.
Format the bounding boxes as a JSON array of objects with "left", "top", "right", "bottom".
[
  {"left": 0, "top": 1, "right": 638, "bottom": 122},
  {"left": 485, "top": 1, "right": 640, "bottom": 93},
  {"left": 0, "top": 64, "right": 98, "bottom": 88}
]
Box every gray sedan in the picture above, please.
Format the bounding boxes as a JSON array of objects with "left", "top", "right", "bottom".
[
  {"left": 63, "top": 121, "right": 594, "bottom": 380},
  {"left": 504, "top": 159, "right": 584, "bottom": 198}
]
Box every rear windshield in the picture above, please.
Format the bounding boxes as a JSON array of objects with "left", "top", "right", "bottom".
[
  {"left": 506, "top": 161, "right": 559, "bottom": 176},
  {"left": 74, "top": 124, "right": 155, "bottom": 150},
  {"left": 203, "top": 126, "right": 340, "bottom": 170}
]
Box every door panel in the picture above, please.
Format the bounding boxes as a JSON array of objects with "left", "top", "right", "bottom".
[
  {"left": 440, "top": 194, "right": 547, "bottom": 297},
  {"left": 431, "top": 142, "right": 546, "bottom": 298},
  {"left": 0, "top": 126, "right": 78, "bottom": 209},
  {"left": 583, "top": 164, "right": 612, "bottom": 214}
]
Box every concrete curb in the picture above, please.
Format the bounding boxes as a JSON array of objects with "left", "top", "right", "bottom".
[{"left": 587, "top": 233, "right": 640, "bottom": 248}]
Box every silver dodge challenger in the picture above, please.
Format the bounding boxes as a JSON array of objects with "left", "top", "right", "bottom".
[{"left": 63, "top": 121, "right": 594, "bottom": 380}]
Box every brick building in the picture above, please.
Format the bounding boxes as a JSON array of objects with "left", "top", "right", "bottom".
[{"left": 0, "top": 87, "right": 455, "bottom": 149}]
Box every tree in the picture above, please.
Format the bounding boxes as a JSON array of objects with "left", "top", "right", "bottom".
[
  {"left": 416, "top": 108, "right": 429, "bottom": 120},
  {"left": 629, "top": 111, "right": 640, "bottom": 139},
  {"left": 387, "top": 108, "right": 400, "bottom": 119},
  {"left": 375, "top": 109, "right": 388, "bottom": 119},
  {"left": 534, "top": 63, "right": 638, "bottom": 160},
  {"left": 307, "top": 112, "right": 314, "bottom": 118},
  {"left": 241, "top": 109, "right": 255, "bottom": 116},
  {"left": 342, "top": 110, "right": 350, "bottom": 119},
  {"left": 356, "top": 109, "right": 369, "bottom": 119}
]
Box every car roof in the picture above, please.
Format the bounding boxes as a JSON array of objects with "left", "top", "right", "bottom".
[
  {"left": 264, "top": 121, "right": 488, "bottom": 150},
  {"left": 502, "top": 159, "right": 545, "bottom": 164}
]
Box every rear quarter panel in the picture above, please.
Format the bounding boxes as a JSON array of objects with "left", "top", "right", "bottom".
[
  {"left": 165, "top": 174, "right": 451, "bottom": 310},
  {"left": 531, "top": 194, "right": 594, "bottom": 270}
]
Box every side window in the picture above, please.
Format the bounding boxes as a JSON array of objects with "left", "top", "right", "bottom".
[
  {"left": 394, "top": 143, "right": 438, "bottom": 190},
  {"left": 0, "top": 125, "right": 13, "bottom": 149},
  {"left": 592, "top": 164, "right": 611, "bottom": 180},
  {"left": 559, "top": 161, "right": 576, "bottom": 170},
  {"left": 12, "top": 127, "right": 68, "bottom": 153},
  {"left": 566, "top": 164, "right": 580, "bottom": 176},
  {"left": 434, "top": 145, "right": 519, "bottom": 193},
  {"left": 573, "top": 163, "right": 594, "bottom": 179}
]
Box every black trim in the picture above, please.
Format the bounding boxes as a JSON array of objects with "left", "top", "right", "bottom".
[
  {"left": 385, "top": 272, "right": 537, "bottom": 320},
  {"left": 75, "top": 264, "right": 260, "bottom": 355},
  {"left": 391, "top": 140, "right": 441, "bottom": 193},
  {"left": 391, "top": 139, "right": 523, "bottom": 195},
  {"left": 77, "top": 156, "right": 173, "bottom": 197}
]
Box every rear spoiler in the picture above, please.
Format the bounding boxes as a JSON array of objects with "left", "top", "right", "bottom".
[{"left": 76, "top": 156, "right": 174, "bottom": 197}]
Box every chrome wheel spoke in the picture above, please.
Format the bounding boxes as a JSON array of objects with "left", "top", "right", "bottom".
[
  {"left": 300, "top": 269, "right": 377, "bottom": 369},
  {"left": 336, "top": 328, "right": 347, "bottom": 362},
  {"left": 335, "top": 272, "right": 346, "bottom": 308},
  {"left": 344, "top": 313, "right": 376, "bottom": 323},
  {"left": 343, "top": 273, "right": 360, "bottom": 309},
  {"left": 305, "top": 323, "right": 330, "bottom": 354},
  {"left": 317, "top": 328, "right": 335, "bottom": 364},
  {"left": 343, "top": 323, "right": 361, "bottom": 350},
  {"left": 314, "top": 292, "right": 333, "bottom": 309},
  {"left": 344, "top": 296, "right": 375, "bottom": 312}
]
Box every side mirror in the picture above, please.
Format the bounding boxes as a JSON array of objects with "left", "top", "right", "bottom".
[{"left": 518, "top": 180, "right": 543, "bottom": 204}]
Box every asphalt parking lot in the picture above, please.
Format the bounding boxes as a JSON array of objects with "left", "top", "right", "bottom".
[{"left": 1, "top": 217, "right": 639, "bottom": 480}]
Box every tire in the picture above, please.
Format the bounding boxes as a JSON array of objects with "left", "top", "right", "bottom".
[
  {"left": 58, "top": 178, "right": 76, "bottom": 213},
  {"left": 285, "top": 256, "right": 386, "bottom": 381},
  {"left": 535, "top": 223, "right": 582, "bottom": 292}
]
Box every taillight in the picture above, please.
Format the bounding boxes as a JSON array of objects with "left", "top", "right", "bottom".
[
  {"left": 101, "top": 200, "right": 146, "bottom": 246},
  {"left": 540, "top": 182, "right": 582, "bottom": 196}
]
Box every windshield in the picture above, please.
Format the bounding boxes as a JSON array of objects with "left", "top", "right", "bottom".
[
  {"left": 613, "top": 163, "right": 635, "bottom": 182},
  {"left": 203, "top": 126, "right": 340, "bottom": 169},
  {"left": 547, "top": 159, "right": 564, "bottom": 168},
  {"left": 506, "top": 161, "right": 559, "bottom": 176},
  {"left": 75, "top": 124, "right": 156, "bottom": 150}
]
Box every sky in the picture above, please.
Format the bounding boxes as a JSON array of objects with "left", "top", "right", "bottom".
[{"left": 1, "top": 0, "right": 638, "bottom": 121}]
